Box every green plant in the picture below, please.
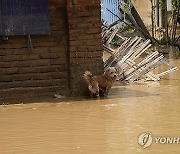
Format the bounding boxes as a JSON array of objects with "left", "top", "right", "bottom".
[{"left": 171, "top": 0, "right": 180, "bottom": 10}]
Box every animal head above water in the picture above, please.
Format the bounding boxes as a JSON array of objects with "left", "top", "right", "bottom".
[{"left": 104, "top": 67, "right": 117, "bottom": 79}]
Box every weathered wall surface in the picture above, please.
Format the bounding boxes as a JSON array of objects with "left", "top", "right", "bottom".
[
  {"left": 0, "top": 0, "right": 104, "bottom": 100},
  {"left": 67, "top": 0, "right": 104, "bottom": 95},
  {"left": 134, "top": 0, "right": 151, "bottom": 27},
  {"left": 0, "top": 1, "right": 69, "bottom": 99}
]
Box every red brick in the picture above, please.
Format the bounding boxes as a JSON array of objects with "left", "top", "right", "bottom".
[
  {"left": 96, "top": 46, "right": 104, "bottom": 51},
  {"left": 31, "top": 33, "right": 61, "bottom": 43},
  {"left": 0, "top": 55, "right": 28, "bottom": 62},
  {"left": 70, "top": 58, "right": 78, "bottom": 64},
  {"left": 2, "top": 68, "right": 19, "bottom": 75},
  {"left": 91, "top": 51, "right": 103, "bottom": 57},
  {"left": 93, "top": 22, "right": 101, "bottom": 28},
  {"left": 68, "top": 17, "right": 84, "bottom": 24},
  {"left": 92, "top": 10, "right": 101, "bottom": 16},
  {"left": 77, "top": 23, "right": 94, "bottom": 28},
  {"left": 70, "top": 52, "right": 87, "bottom": 58},
  {"left": 38, "top": 66, "right": 58, "bottom": 73},
  {"left": 84, "top": 17, "right": 100, "bottom": 23},
  {"left": 19, "top": 67, "right": 38, "bottom": 74},
  {"left": 32, "top": 74, "right": 51, "bottom": 80},
  {"left": 69, "top": 36, "right": 76, "bottom": 41},
  {"left": 76, "top": 11, "right": 92, "bottom": 17},
  {"left": 86, "top": 28, "right": 101, "bottom": 34},
  {"left": 69, "top": 29, "right": 86, "bottom": 35},
  {"left": 0, "top": 62, "right": 13, "bottom": 68},
  {"left": 29, "top": 55, "right": 40, "bottom": 60},
  {"left": 86, "top": 46, "right": 98, "bottom": 51},
  {"left": 70, "top": 23, "right": 93, "bottom": 30},
  {"left": 50, "top": 22, "right": 65, "bottom": 31},
  {"left": 39, "top": 53, "right": 60, "bottom": 59},
  {"left": 87, "top": 4, "right": 101, "bottom": 10},
  {"left": 57, "top": 65, "right": 68, "bottom": 71},
  {"left": 13, "top": 61, "right": 30, "bottom": 68},
  {"left": 12, "top": 49, "right": 29, "bottom": 55},
  {"left": 0, "top": 76, "right": 13, "bottom": 82},
  {"left": 69, "top": 16, "right": 100, "bottom": 24},
  {"left": 0, "top": 50, "right": 12, "bottom": 56},
  {"left": 94, "top": 33, "right": 102, "bottom": 39},
  {"left": 51, "top": 72, "right": 68, "bottom": 79},
  {"left": 51, "top": 79, "right": 68, "bottom": 87},
  {"left": 69, "top": 46, "right": 78, "bottom": 52},
  {"left": 77, "top": 46, "right": 88, "bottom": 52},
  {"left": 0, "top": 43, "right": 27, "bottom": 49},
  {"left": 77, "top": 0, "right": 94, "bottom": 5},
  {"left": 49, "top": 0, "right": 65, "bottom": 6},
  {"left": 0, "top": 79, "right": 67, "bottom": 89},
  {"left": 0, "top": 54, "right": 39, "bottom": 62},
  {"left": 32, "top": 42, "right": 58, "bottom": 47},
  {"left": 50, "top": 59, "right": 67, "bottom": 65},
  {"left": 49, "top": 47, "right": 66, "bottom": 53},
  {"left": 14, "top": 75, "right": 32, "bottom": 81},
  {"left": 68, "top": 1, "right": 100, "bottom": 6},
  {"left": 3, "top": 36, "right": 26, "bottom": 44},
  {"left": 31, "top": 48, "right": 49, "bottom": 54},
  {"left": 94, "top": 0, "right": 101, "bottom": 4},
  {"left": 0, "top": 82, "right": 14, "bottom": 89},
  {"left": 84, "top": 39, "right": 102, "bottom": 46},
  {"left": 70, "top": 40, "right": 84, "bottom": 46},
  {"left": 70, "top": 11, "right": 92, "bottom": 18},
  {"left": 31, "top": 60, "right": 50, "bottom": 67},
  {"left": 67, "top": 5, "right": 83, "bottom": 12},
  {"left": 78, "top": 34, "right": 94, "bottom": 40},
  {"left": 70, "top": 57, "right": 102, "bottom": 64}
]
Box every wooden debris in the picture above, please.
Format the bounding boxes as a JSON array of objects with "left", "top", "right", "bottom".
[{"left": 102, "top": 25, "right": 178, "bottom": 81}]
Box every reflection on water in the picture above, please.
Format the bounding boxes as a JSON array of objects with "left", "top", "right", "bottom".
[{"left": 0, "top": 59, "right": 180, "bottom": 154}]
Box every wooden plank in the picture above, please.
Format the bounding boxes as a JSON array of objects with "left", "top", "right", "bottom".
[
  {"left": 129, "top": 55, "right": 164, "bottom": 80},
  {"left": 157, "top": 67, "right": 178, "bottom": 77}
]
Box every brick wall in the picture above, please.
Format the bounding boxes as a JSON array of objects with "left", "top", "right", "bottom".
[
  {"left": 0, "top": 1, "right": 69, "bottom": 99},
  {"left": 67, "top": 0, "right": 104, "bottom": 95},
  {"left": 0, "top": 0, "right": 104, "bottom": 100}
]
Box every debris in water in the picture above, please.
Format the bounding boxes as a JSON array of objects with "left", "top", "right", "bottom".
[
  {"left": 1, "top": 103, "right": 8, "bottom": 107},
  {"left": 102, "top": 25, "right": 178, "bottom": 81},
  {"left": 54, "top": 94, "right": 66, "bottom": 99},
  {"left": 102, "top": 5, "right": 178, "bottom": 82}
]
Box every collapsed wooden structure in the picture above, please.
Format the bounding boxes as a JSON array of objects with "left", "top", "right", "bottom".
[{"left": 102, "top": 26, "right": 178, "bottom": 81}]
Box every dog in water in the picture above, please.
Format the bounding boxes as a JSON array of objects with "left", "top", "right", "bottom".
[{"left": 83, "top": 67, "right": 118, "bottom": 98}]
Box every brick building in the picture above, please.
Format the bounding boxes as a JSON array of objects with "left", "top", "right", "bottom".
[{"left": 0, "top": 0, "right": 103, "bottom": 100}]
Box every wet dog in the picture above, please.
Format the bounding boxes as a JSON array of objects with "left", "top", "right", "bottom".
[{"left": 83, "top": 67, "right": 118, "bottom": 98}]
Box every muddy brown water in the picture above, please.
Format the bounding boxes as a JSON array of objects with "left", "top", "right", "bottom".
[{"left": 0, "top": 54, "right": 180, "bottom": 153}]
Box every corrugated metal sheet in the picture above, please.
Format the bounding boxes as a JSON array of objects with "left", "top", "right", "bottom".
[
  {"left": 101, "top": 0, "right": 121, "bottom": 25},
  {"left": 0, "top": 0, "right": 50, "bottom": 36}
]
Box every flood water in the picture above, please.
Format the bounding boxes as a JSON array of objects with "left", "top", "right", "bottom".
[{"left": 0, "top": 55, "right": 180, "bottom": 153}]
